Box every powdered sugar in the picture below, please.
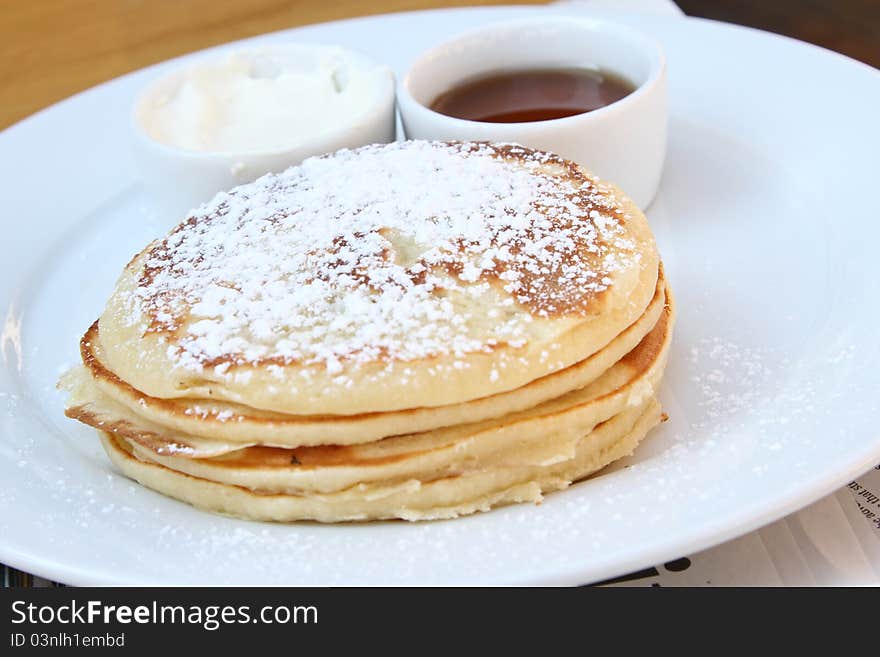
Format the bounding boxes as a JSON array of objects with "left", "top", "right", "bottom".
[{"left": 128, "top": 141, "right": 637, "bottom": 375}]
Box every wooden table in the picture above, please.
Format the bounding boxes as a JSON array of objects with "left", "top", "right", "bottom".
[
  {"left": 1, "top": 1, "right": 876, "bottom": 130},
  {"left": 0, "top": 0, "right": 541, "bottom": 130}
]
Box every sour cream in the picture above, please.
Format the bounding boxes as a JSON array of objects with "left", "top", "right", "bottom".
[{"left": 138, "top": 45, "right": 393, "bottom": 153}]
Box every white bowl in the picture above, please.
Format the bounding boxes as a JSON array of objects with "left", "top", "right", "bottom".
[
  {"left": 132, "top": 43, "right": 396, "bottom": 223},
  {"left": 397, "top": 17, "right": 667, "bottom": 209}
]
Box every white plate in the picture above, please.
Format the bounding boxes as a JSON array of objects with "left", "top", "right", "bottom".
[{"left": 2, "top": 6, "right": 879, "bottom": 585}]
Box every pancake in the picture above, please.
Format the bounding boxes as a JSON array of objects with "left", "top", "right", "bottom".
[
  {"left": 79, "top": 273, "right": 668, "bottom": 447},
  {"left": 95, "top": 141, "right": 660, "bottom": 415},
  {"left": 62, "top": 139, "right": 675, "bottom": 523},
  {"left": 99, "top": 399, "right": 663, "bottom": 522},
  {"left": 68, "top": 294, "right": 673, "bottom": 494}
]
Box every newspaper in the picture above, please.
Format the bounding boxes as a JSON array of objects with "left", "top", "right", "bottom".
[{"left": 604, "top": 465, "right": 880, "bottom": 586}]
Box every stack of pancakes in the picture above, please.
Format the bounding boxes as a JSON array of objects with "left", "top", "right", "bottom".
[{"left": 62, "top": 140, "right": 674, "bottom": 522}]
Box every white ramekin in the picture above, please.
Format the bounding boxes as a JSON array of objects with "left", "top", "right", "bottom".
[
  {"left": 397, "top": 17, "right": 667, "bottom": 209},
  {"left": 132, "top": 43, "right": 396, "bottom": 224}
]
